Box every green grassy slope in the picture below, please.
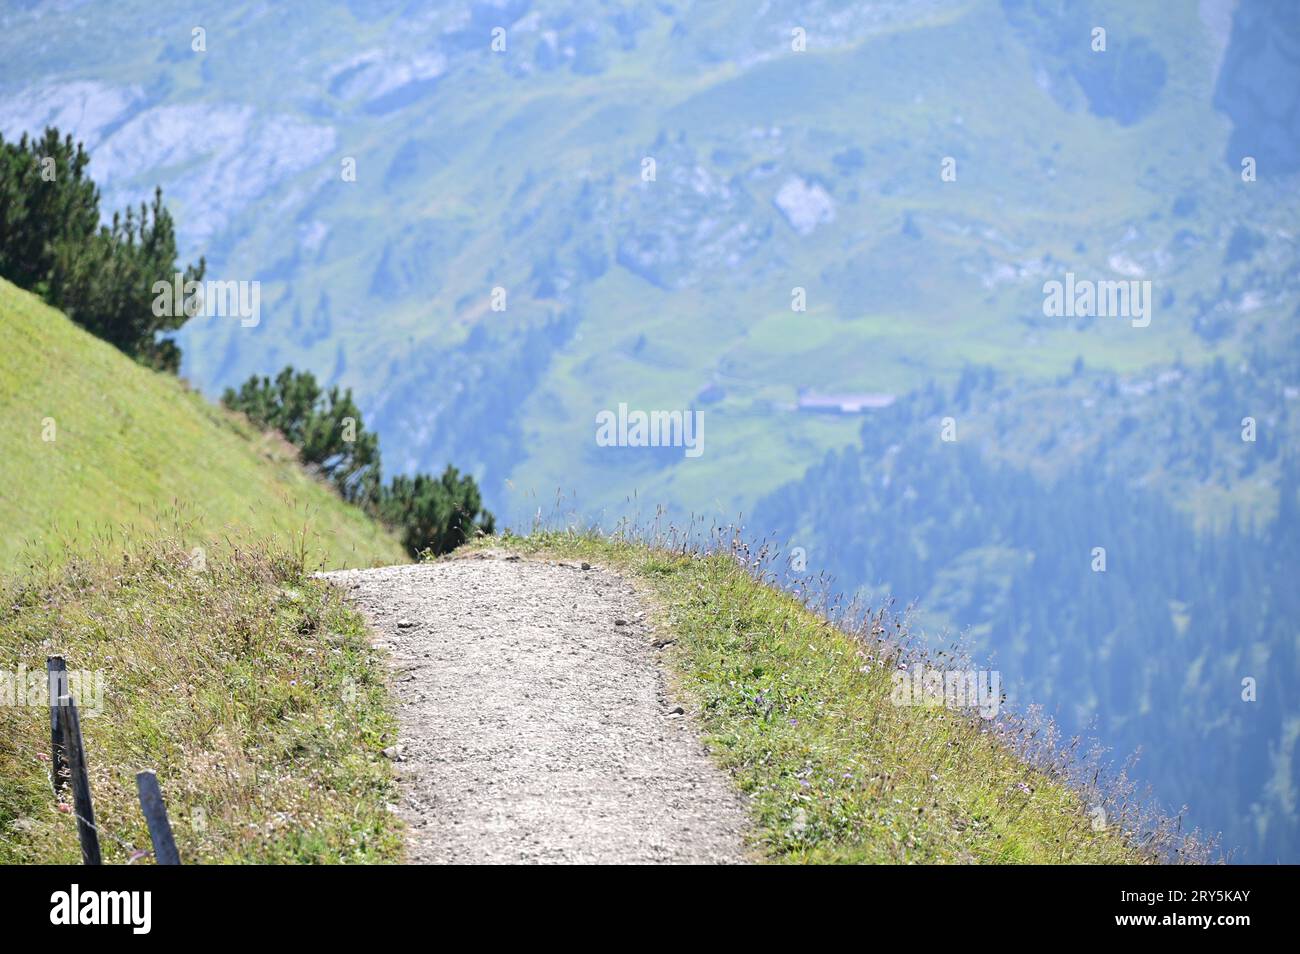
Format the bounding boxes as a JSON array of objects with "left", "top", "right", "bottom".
[
  {"left": 0, "top": 278, "right": 407, "bottom": 572},
  {"left": 0, "top": 534, "right": 402, "bottom": 864}
]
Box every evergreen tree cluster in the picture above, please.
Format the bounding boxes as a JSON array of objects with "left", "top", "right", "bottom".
[
  {"left": 223, "top": 367, "right": 494, "bottom": 557},
  {"left": 0, "top": 127, "right": 204, "bottom": 372}
]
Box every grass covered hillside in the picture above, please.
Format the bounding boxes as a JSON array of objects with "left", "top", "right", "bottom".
[
  {"left": 8, "top": 0, "right": 1286, "bottom": 528},
  {"left": 0, "top": 277, "right": 407, "bottom": 572},
  {"left": 0, "top": 534, "right": 402, "bottom": 864}
]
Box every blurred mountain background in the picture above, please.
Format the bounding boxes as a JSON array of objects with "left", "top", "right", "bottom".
[{"left": 2, "top": 0, "right": 1297, "bottom": 861}]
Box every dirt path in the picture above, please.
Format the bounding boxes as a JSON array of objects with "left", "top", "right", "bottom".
[{"left": 323, "top": 552, "right": 749, "bottom": 864}]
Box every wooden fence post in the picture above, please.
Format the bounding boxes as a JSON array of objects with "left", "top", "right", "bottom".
[
  {"left": 134, "top": 771, "right": 181, "bottom": 865},
  {"left": 58, "top": 693, "right": 101, "bottom": 865},
  {"left": 47, "top": 656, "right": 68, "bottom": 794}
]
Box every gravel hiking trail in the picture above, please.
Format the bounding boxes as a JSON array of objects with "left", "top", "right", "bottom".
[{"left": 323, "top": 551, "right": 749, "bottom": 864}]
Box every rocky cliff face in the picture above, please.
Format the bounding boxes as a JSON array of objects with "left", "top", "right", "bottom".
[{"left": 1214, "top": 0, "right": 1300, "bottom": 174}]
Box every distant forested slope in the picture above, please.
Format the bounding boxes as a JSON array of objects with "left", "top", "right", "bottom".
[{"left": 754, "top": 339, "right": 1300, "bottom": 862}]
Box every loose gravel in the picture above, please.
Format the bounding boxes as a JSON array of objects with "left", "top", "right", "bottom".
[{"left": 324, "top": 551, "right": 749, "bottom": 864}]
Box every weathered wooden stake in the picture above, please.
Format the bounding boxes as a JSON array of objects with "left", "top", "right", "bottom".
[
  {"left": 59, "top": 693, "right": 101, "bottom": 865},
  {"left": 134, "top": 770, "right": 181, "bottom": 865},
  {"left": 47, "top": 656, "right": 68, "bottom": 794}
]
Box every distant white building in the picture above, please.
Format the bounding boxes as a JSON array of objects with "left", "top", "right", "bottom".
[{"left": 796, "top": 388, "right": 895, "bottom": 414}]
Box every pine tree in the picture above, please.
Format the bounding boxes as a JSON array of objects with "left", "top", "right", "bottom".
[{"left": 1, "top": 128, "right": 203, "bottom": 371}]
